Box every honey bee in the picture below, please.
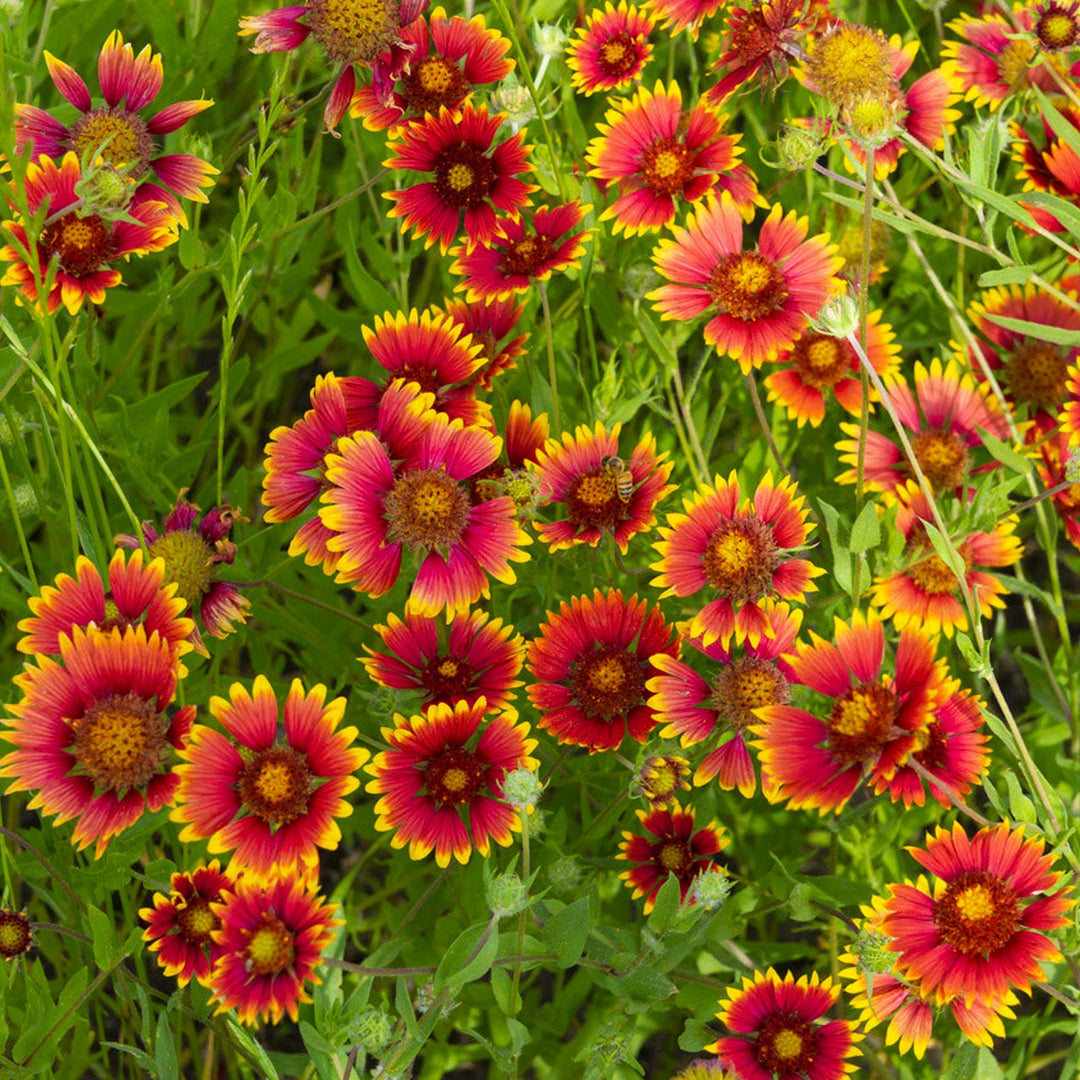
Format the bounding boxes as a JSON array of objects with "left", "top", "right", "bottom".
[{"left": 602, "top": 455, "right": 634, "bottom": 503}]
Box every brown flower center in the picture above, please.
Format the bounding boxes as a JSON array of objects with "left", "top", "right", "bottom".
[
  {"left": 701, "top": 516, "right": 781, "bottom": 603},
  {"left": 237, "top": 746, "right": 315, "bottom": 827},
  {"left": 433, "top": 145, "right": 496, "bottom": 207},
  {"left": 999, "top": 38, "right": 1036, "bottom": 90},
  {"left": 72, "top": 691, "right": 169, "bottom": 792},
  {"left": 826, "top": 680, "right": 899, "bottom": 764},
  {"left": 1036, "top": 4, "right": 1080, "bottom": 51},
  {"left": 99, "top": 597, "right": 133, "bottom": 634},
  {"left": 244, "top": 913, "right": 296, "bottom": 976},
  {"left": 0, "top": 910, "right": 33, "bottom": 961},
  {"left": 755, "top": 1013, "right": 819, "bottom": 1075},
  {"left": 597, "top": 34, "right": 636, "bottom": 77},
  {"left": 501, "top": 234, "right": 555, "bottom": 276},
  {"left": 67, "top": 108, "right": 153, "bottom": 174},
  {"left": 789, "top": 332, "right": 852, "bottom": 389},
  {"left": 176, "top": 896, "right": 220, "bottom": 946},
  {"left": 910, "top": 428, "right": 970, "bottom": 492},
  {"left": 709, "top": 251, "right": 789, "bottom": 322},
  {"left": 423, "top": 746, "right": 485, "bottom": 805},
  {"left": 307, "top": 0, "right": 401, "bottom": 62},
  {"left": 641, "top": 137, "right": 695, "bottom": 196},
  {"left": 934, "top": 870, "right": 1021, "bottom": 955},
  {"left": 401, "top": 56, "right": 470, "bottom": 114},
  {"left": 570, "top": 645, "right": 647, "bottom": 720},
  {"left": 906, "top": 539, "right": 969, "bottom": 596},
  {"left": 421, "top": 655, "right": 474, "bottom": 704},
  {"left": 1006, "top": 341, "right": 1069, "bottom": 410},
  {"left": 148, "top": 529, "right": 215, "bottom": 610},
  {"left": 40, "top": 212, "right": 117, "bottom": 277},
  {"left": 656, "top": 837, "right": 692, "bottom": 874},
  {"left": 805, "top": 23, "right": 895, "bottom": 108},
  {"left": 385, "top": 467, "right": 470, "bottom": 550},
  {"left": 564, "top": 465, "right": 625, "bottom": 530},
  {"left": 710, "top": 655, "right": 791, "bottom": 730}
]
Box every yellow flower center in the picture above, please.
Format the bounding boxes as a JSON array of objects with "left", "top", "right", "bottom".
[
  {"left": 710, "top": 655, "right": 791, "bottom": 729},
  {"left": 934, "top": 870, "right": 1020, "bottom": 955},
  {"left": 434, "top": 146, "right": 497, "bottom": 207},
  {"left": 148, "top": 529, "right": 215, "bottom": 609},
  {"left": 238, "top": 745, "right": 315, "bottom": 827},
  {"left": 999, "top": 38, "right": 1036, "bottom": 89},
  {"left": 40, "top": 212, "right": 117, "bottom": 277},
  {"left": 177, "top": 896, "right": 220, "bottom": 945},
  {"left": 502, "top": 234, "right": 556, "bottom": 277},
  {"left": 709, "top": 251, "right": 789, "bottom": 322},
  {"left": 773, "top": 1029, "right": 804, "bottom": 1059},
  {"left": 657, "top": 838, "right": 691, "bottom": 872},
  {"left": 805, "top": 23, "right": 896, "bottom": 107},
  {"left": 424, "top": 747, "right": 484, "bottom": 806},
  {"left": 702, "top": 517, "right": 782, "bottom": 603},
  {"left": 402, "top": 56, "right": 469, "bottom": 113},
  {"left": 0, "top": 910, "right": 32, "bottom": 961},
  {"left": 1037, "top": 5, "right": 1080, "bottom": 51},
  {"left": 447, "top": 163, "right": 475, "bottom": 191},
  {"left": 910, "top": 428, "right": 970, "bottom": 492},
  {"left": 307, "top": 0, "right": 401, "bottom": 62},
  {"left": 826, "top": 680, "right": 899, "bottom": 764},
  {"left": 570, "top": 645, "right": 647, "bottom": 721},
  {"left": 68, "top": 108, "right": 152, "bottom": 173},
  {"left": 385, "top": 467, "right": 470, "bottom": 550},
  {"left": 1007, "top": 341, "right": 1069, "bottom": 410},
  {"left": 641, "top": 138, "right": 694, "bottom": 196},
  {"left": 72, "top": 691, "right": 169, "bottom": 793},
  {"left": 790, "top": 332, "right": 850, "bottom": 389},
  {"left": 244, "top": 914, "right": 296, "bottom": 976}
]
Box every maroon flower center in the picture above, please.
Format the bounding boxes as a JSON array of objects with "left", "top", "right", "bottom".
[
  {"left": 641, "top": 137, "right": 695, "bottom": 196},
  {"left": 99, "top": 597, "right": 134, "bottom": 634},
  {"left": 639, "top": 755, "right": 690, "bottom": 805},
  {"left": 708, "top": 251, "right": 789, "bottom": 322},
  {"left": 423, "top": 747, "right": 486, "bottom": 805},
  {"left": 597, "top": 34, "right": 637, "bottom": 77},
  {"left": 656, "top": 837, "right": 692, "bottom": 875},
  {"left": 175, "top": 896, "right": 220, "bottom": 947},
  {"left": 501, "top": 234, "right": 555, "bottom": 277},
  {"left": 0, "top": 910, "right": 33, "bottom": 961},
  {"left": 307, "top": 0, "right": 401, "bottom": 62},
  {"left": 244, "top": 913, "right": 296, "bottom": 976},
  {"left": 569, "top": 645, "right": 647, "bottom": 720},
  {"left": 67, "top": 107, "right": 153, "bottom": 175},
  {"left": 909, "top": 428, "right": 970, "bottom": 492},
  {"left": 72, "top": 692, "right": 169, "bottom": 792},
  {"left": 789, "top": 332, "right": 852, "bottom": 389},
  {"left": 401, "top": 56, "right": 470, "bottom": 114},
  {"left": 906, "top": 540, "right": 969, "bottom": 597},
  {"left": 1006, "top": 341, "right": 1069, "bottom": 410},
  {"left": 754, "top": 1013, "right": 819, "bottom": 1075},
  {"left": 421, "top": 655, "right": 475, "bottom": 703},
  {"left": 732, "top": 7, "right": 785, "bottom": 63},
  {"left": 826, "top": 680, "right": 898, "bottom": 765},
  {"left": 913, "top": 719, "right": 946, "bottom": 771},
  {"left": 434, "top": 145, "right": 497, "bottom": 208},
  {"left": 40, "top": 212, "right": 117, "bottom": 278},
  {"left": 148, "top": 529, "right": 215, "bottom": 609},
  {"left": 701, "top": 516, "right": 781, "bottom": 603},
  {"left": 1036, "top": 3, "right": 1080, "bottom": 51},
  {"left": 934, "top": 870, "right": 1021, "bottom": 955},
  {"left": 237, "top": 746, "right": 315, "bottom": 827},
  {"left": 564, "top": 465, "right": 625, "bottom": 530},
  {"left": 385, "top": 467, "right": 470, "bottom": 550},
  {"left": 710, "top": 655, "right": 791, "bottom": 730}
]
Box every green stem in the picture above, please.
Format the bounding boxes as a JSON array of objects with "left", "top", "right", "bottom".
[
  {"left": 852, "top": 146, "right": 875, "bottom": 604},
  {"left": 539, "top": 282, "right": 560, "bottom": 432}
]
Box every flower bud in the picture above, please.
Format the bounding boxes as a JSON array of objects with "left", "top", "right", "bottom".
[
  {"left": 502, "top": 766, "right": 543, "bottom": 810},
  {"left": 74, "top": 164, "right": 135, "bottom": 221},
  {"left": 487, "top": 868, "right": 529, "bottom": 918},
  {"left": 349, "top": 1007, "right": 395, "bottom": 1054},
  {"left": 547, "top": 855, "right": 583, "bottom": 893},
  {"left": 811, "top": 293, "right": 860, "bottom": 339},
  {"left": 490, "top": 73, "right": 536, "bottom": 130},
  {"left": 534, "top": 22, "right": 568, "bottom": 58},
  {"left": 688, "top": 868, "right": 732, "bottom": 911}
]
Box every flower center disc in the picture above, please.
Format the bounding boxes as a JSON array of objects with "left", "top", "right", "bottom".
[
  {"left": 1037, "top": 6, "right": 1080, "bottom": 50},
  {"left": 999, "top": 38, "right": 1036, "bottom": 89},
  {"left": 826, "top": 680, "right": 899, "bottom": 764},
  {"left": 244, "top": 913, "right": 296, "bottom": 976},
  {"left": 907, "top": 542, "right": 967, "bottom": 596},
  {"left": 656, "top": 837, "right": 692, "bottom": 873},
  {"left": 421, "top": 655, "right": 474, "bottom": 702},
  {"left": 402, "top": 56, "right": 469, "bottom": 113},
  {"left": 701, "top": 516, "right": 781, "bottom": 603},
  {"left": 708, "top": 251, "right": 789, "bottom": 322},
  {"left": 176, "top": 896, "right": 220, "bottom": 946},
  {"left": 72, "top": 691, "right": 168, "bottom": 792},
  {"left": 934, "top": 870, "right": 1021, "bottom": 955},
  {"left": 148, "top": 529, "right": 215, "bottom": 608},
  {"left": 0, "top": 911, "right": 32, "bottom": 960},
  {"left": 570, "top": 645, "right": 646, "bottom": 719},
  {"left": 238, "top": 746, "right": 315, "bottom": 827},
  {"left": 68, "top": 108, "right": 153, "bottom": 174},
  {"left": 385, "top": 467, "right": 470, "bottom": 550},
  {"left": 433, "top": 145, "right": 496, "bottom": 207},
  {"left": 710, "top": 655, "right": 790, "bottom": 729},
  {"left": 423, "top": 746, "right": 485, "bottom": 805},
  {"left": 910, "top": 428, "right": 970, "bottom": 492},
  {"left": 790, "top": 332, "right": 851, "bottom": 389},
  {"left": 40, "top": 213, "right": 117, "bottom": 277},
  {"left": 1007, "top": 341, "right": 1068, "bottom": 410},
  {"left": 565, "top": 467, "right": 624, "bottom": 528},
  {"left": 598, "top": 34, "right": 635, "bottom": 77},
  {"left": 755, "top": 1013, "right": 818, "bottom": 1074},
  {"left": 805, "top": 24, "right": 895, "bottom": 106},
  {"left": 641, "top": 137, "right": 695, "bottom": 196},
  {"left": 307, "top": 0, "right": 401, "bottom": 62},
  {"left": 501, "top": 235, "right": 555, "bottom": 276}
]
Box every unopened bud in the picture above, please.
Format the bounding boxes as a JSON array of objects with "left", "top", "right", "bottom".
[
  {"left": 811, "top": 293, "right": 860, "bottom": 339},
  {"left": 487, "top": 869, "right": 529, "bottom": 918},
  {"left": 502, "top": 767, "right": 542, "bottom": 810},
  {"left": 688, "top": 867, "right": 732, "bottom": 911},
  {"left": 548, "top": 855, "right": 582, "bottom": 893},
  {"left": 349, "top": 1007, "right": 395, "bottom": 1054},
  {"left": 772, "top": 124, "right": 827, "bottom": 172},
  {"left": 74, "top": 165, "right": 135, "bottom": 221},
  {"left": 534, "top": 22, "right": 568, "bottom": 58},
  {"left": 841, "top": 93, "right": 904, "bottom": 150}
]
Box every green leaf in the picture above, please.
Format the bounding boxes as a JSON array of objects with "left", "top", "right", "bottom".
[
  {"left": 678, "top": 1018, "right": 712, "bottom": 1053},
  {"left": 541, "top": 898, "right": 591, "bottom": 968},
  {"left": 922, "top": 522, "right": 967, "bottom": 583},
  {"left": 848, "top": 502, "right": 881, "bottom": 554},
  {"left": 1004, "top": 770, "right": 1038, "bottom": 824},
  {"left": 817, "top": 499, "right": 852, "bottom": 596},
  {"left": 978, "top": 431, "right": 1035, "bottom": 474},
  {"left": 647, "top": 874, "right": 682, "bottom": 936},
  {"left": 154, "top": 1012, "right": 178, "bottom": 1080},
  {"left": 942, "top": 1043, "right": 1006, "bottom": 1080},
  {"left": 226, "top": 1018, "right": 280, "bottom": 1080},
  {"left": 978, "top": 311, "right": 1080, "bottom": 347},
  {"left": 395, "top": 976, "right": 418, "bottom": 1039},
  {"left": 433, "top": 921, "right": 499, "bottom": 993},
  {"left": 86, "top": 906, "right": 117, "bottom": 970},
  {"left": 976, "top": 265, "right": 1040, "bottom": 288},
  {"left": 610, "top": 965, "right": 676, "bottom": 1002},
  {"left": 490, "top": 965, "right": 515, "bottom": 1015},
  {"left": 787, "top": 883, "right": 816, "bottom": 922}
]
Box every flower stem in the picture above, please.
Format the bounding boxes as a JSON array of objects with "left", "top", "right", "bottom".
[{"left": 539, "top": 282, "right": 560, "bottom": 432}]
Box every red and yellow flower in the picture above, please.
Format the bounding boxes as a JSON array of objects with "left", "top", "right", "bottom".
[
  {"left": 1, "top": 625, "right": 194, "bottom": 856},
  {"left": 0, "top": 909, "right": 33, "bottom": 962},
  {"left": 527, "top": 588, "right": 678, "bottom": 752},
  {"left": 140, "top": 860, "right": 235, "bottom": 988},
  {"left": 881, "top": 822, "right": 1075, "bottom": 1006},
  {"left": 646, "top": 0, "right": 725, "bottom": 38},
  {"left": 429, "top": 295, "right": 529, "bottom": 390},
  {"left": 710, "top": 968, "right": 861, "bottom": 1080},
  {"left": 1, "top": 152, "right": 178, "bottom": 315},
  {"left": 586, "top": 82, "right": 753, "bottom": 235},
  {"left": 365, "top": 698, "right": 538, "bottom": 866},
  {"left": 171, "top": 677, "right": 367, "bottom": 883},
  {"left": 636, "top": 753, "right": 693, "bottom": 807},
  {"left": 617, "top": 800, "right": 729, "bottom": 913},
  {"left": 651, "top": 471, "right": 821, "bottom": 649},
  {"left": 752, "top": 611, "right": 948, "bottom": 814},
  {"left": 565, "top": 1, "right": 655, "bottom": 96},
  {"left": 383, "top": 103, "right": 536, "bottom": 253},
  {"left": 1035, "top": 431, "right": 1080, "bottom": 551},
  {"left": 209, "top": 876, "right": 340, "bottom": 1025},
  {"left": 649, "top": 194, "right": 843, "bottom": 372}
]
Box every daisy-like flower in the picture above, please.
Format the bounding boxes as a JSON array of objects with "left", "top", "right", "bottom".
[
  {"left": 636, "top": 753, "right": 692, "bottom": 807},
  {"left": 650, "top": 471, "right": 821, "bottom": 649},
  {"left": 709, "top": 968, "right": 861, "bottom": 1080},
  {"left": 1036, "top": 431, "right": 1080, "bottom": 551},
  {"left": 703, "top": 0, "right": 809, "bottom": 106},
  {"left": 617, "top": 800, "right": 729, "bottom": 913},
  {"left": 469, "top": 400, "right": 550, "bottom": 519},
  {"left": 349, "top": 6, "right": 513, "bottom": 129},
  {"left": 532, "top": 422, "right": 675, "bottom": 554},
  {"left": 586, "top": 82, "right": 754, "bottom": 236},
  {"left": 360, "top": 608, "right": 525, "bottom": 714},
  {"left": 1034, "top": 1, "right": 1080, "bottom": 51},
  {"left": 835, "top": 357, "right": 1009, "bottom": 498},
  {"left": 565, "top": 1, "right": 655, "bottom": 96},
  {"left": 139, "top": 860, "right": 234, "bottom": 987},
  {"left": 527, "top": 588, "right": 678, "bottom": 752},
  {"left": 171, "top": 677, "right": 367, "bottom": 883},
  {"left": 797, "top": 21, "right": 897, "bottom": 110},
  {"left": 17, "top": 548, "right": 192, "bottom": 662},
  {"left": 1, "top": 625, "right": 194, "bottom": 856},
  {"left": 430, "top": 295, "right": 529, "bottom": 390},
  {"left": 672, "top": 1061, "right": 737, "bottom": 1080},
  {"left": 1, "top": 152, "right": 178, "bottom": 315},
  {"left": 763, "top": 308, "right": 900, "bottom": 428},
  {"left": 649, "top": 194, "right": 843, "bottom": 373},
  {"left": 383, "top": 103, "right": 536, "bottom": 253},
  {"left": 751, "top": 610, "right": 948, "bottom": 814},
  {"left": 648, "top": 604, "right": 801, "bottom": 797},
  {"left": 881, "top": 822, "right": 1075, "bottom": 1006},
  {"left": 867, "top": 481, "right": 1023, "bottom": 638},
  {"left": 116, "top": 491, "right": 249, "bottom": 655},
  {"left": 0, "top": 909, "right": 33, "bottom": 962},
  {"left": 320, "top": 410, "right": 531, "bottom": 618},
  {"left": 15, "top": 32, "right": 216, "bottom": 220},
  {"left": 968, "top": 282, "right": 1080, "bottom": 434},
  {"left": 1011, "top": 100, "right": 1080, "bottom": 232},
  {"left": 209, "top": 876, "right": 340, "bottom": 1025},
  {"left": 365, "top": 698, "right": 538, "bottom": 867},
  {"left": 448, "top": 201, "right": 593, "bottom": 302},
  {"left": 239, "top": 0, "right": 429, "bottom": 131},
  {"left": 647, "top": 0, "right": 725, "bottom": 38}
]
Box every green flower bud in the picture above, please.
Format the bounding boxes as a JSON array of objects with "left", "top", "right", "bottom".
[{"left": 502, "top": 767, "right": 542, "bottom": 810}]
